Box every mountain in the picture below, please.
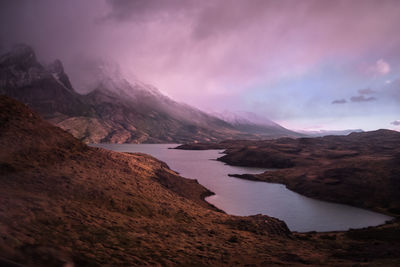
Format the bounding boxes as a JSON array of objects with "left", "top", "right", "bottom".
[
  {"left": 0, "top": 45, "right": 298, "bottom": 143},
  {"left": 0, "top": 44, "right": 93, "bottom": 118},
  {"left": 296, "top": 129, "right": 364, "bottom": 137},
  {"left": 1, "top": 95, "right": 399, "bottom": 266},
  {"left": 214, "top": 110, "right": 302, "bottom": 137}
]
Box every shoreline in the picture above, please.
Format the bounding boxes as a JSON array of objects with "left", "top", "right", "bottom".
[
  {"left": 101, "top": 142, "right": 398, "bottom": 230},
  {"left": 227, "top": 172, "right": 398, "bottom": 219}
]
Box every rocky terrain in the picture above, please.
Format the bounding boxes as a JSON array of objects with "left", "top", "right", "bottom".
[
  {"left": 1, "top": 95, "right": 400, "bottom": 265},
  {"left": 0, "top": 45, "right": 299, "bottom": 144},
  {"left": 177, "top": 131, "right": 400, "bottom": 216}
]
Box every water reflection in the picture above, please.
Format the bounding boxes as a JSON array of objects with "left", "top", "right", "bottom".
[{"left": 92, "top": 143, "right": 392, "bottom": 232}]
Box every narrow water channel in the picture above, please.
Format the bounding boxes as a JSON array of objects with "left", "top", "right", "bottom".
[{"left": 92, "top": 143, "right": 392, "bottom": 232}]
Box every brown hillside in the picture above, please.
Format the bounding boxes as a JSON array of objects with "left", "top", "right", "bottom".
[
  {"left": 1, "top": 95, "right": 399, "bottom": 266},
  {"left": 0, "top": 95, "right": 306, "bottom": 266}
]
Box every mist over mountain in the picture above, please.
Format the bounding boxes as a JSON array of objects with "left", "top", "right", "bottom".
[
  {"left": 1, "top": 2, "right": 400, "bottom": 265},
  {"left": 214, "top": 110, "right": 301, "bottom": 136},
  {"left": 0, "top": 45, "right": 298, "bottom": 143},
  {"left": 0, "top": 44, "right": 92, "bottom": 117}
]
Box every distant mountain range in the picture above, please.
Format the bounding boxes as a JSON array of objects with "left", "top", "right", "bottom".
[
  {"left": 213, "top": 110, "right": 294, "bottom": 135},
  {"left": 296, "top": 129, "right": 364, "bottom": 137},
  {"left": 0, "top": 45, "right": 300, "bottom": 143}
]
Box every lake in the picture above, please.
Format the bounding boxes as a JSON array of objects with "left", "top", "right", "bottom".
[{"left": 92, "top": 143, "right": 392, "bottom": 232}]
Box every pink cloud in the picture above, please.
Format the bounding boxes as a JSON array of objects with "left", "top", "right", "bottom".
[
  {"left": 366, "top": 59, "right": 391, "bottom": 76},
  {"left": 376, "top": 59, "right": 391, "bottom": 74},
  {"left": 2, "top": 0, "right": 400, "bottom": 129}
]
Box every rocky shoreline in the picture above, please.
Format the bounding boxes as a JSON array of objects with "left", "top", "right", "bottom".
[{"left": 176, "top": 132, "right": 400, "bottom": 217}]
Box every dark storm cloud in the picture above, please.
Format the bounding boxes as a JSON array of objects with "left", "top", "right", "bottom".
[
  {"left": 350, "top": 95, "right": 377, "bottom": 102},
  {"left": 1, "top": 0, "right": 400, "bottom": 130},
  {"left": 391, "top": 120, "right": 400, "bottom": 126},
  {"left": 106, "top": 0, "right": 199, "bottom": 22},
  {"left": 332, "top": 99, "right": 347, "bottom": 104},
  {"left": 105, "top": 0, "right": 272, "bottom": 40},
  {"left": 0, "top": 0, "right": 104, "bottom": 62},
  {"left": 104, "top": 0, "right": 324, "bottom": 40}
]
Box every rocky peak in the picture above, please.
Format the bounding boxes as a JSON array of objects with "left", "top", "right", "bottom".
[
  {"left": 0, "top": 44, "right": 39, "bottom": 70},
  {"left": 47, "top": 59, "right": 73, "bottom": 90},
  {"left": 215, "top": 110, "right": 279, "bottom": 127},
  {"left": 47, "top": 59, "right": 64, "bottom": 74},
  {"left": 0, "top": 44, "right": 46, "bottom": 90}
]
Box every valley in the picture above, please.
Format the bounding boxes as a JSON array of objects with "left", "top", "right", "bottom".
[
  {"left": 2, "top": 1, "right": 400, "bottom": 265},
  {"left": 1, "top": 95, "right": 400, "bottom": 266}
]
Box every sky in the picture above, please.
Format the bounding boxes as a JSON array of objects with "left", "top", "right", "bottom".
[{"left": 1, "top": 0, "right": 399, "bottom": 131}]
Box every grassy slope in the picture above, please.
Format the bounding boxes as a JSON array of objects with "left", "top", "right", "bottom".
[
  {"left": 0, "top": 95, "right": 316, "bottom": 266},
  {"left": 1, "top": 95, "right": 399, "bottom": 266}
]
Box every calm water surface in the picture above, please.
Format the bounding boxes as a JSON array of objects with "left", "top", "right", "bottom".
[{"left": 92, "top": 143, "right": 392, "bottom": 232}]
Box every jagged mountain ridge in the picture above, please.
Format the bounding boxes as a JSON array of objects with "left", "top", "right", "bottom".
[
  {"left": 0, "top": 45, "right": 299, "bottom": 143},
  {"left": 0, "top": 45, "right": 93, "bottom": 118}
]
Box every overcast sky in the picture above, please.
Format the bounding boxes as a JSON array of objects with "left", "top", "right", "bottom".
[{"left": 1, "top": 0, "right": 400, "bottom": 131}]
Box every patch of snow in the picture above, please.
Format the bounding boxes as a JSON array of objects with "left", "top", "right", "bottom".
[{"left": 51, "top": 73, "right": 70, "bottom": 90}]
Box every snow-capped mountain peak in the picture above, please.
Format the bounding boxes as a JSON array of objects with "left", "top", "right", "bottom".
[{"left": 214, "top": 110, "right": 279, "bottom": 127}]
